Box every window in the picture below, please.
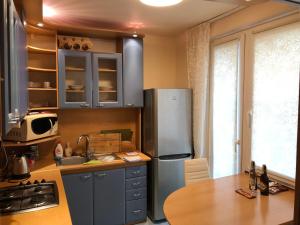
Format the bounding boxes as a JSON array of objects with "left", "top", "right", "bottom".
[
  {"left": 210, "top": 39, "right": 241, "bottom": 178},
  {"left": 250, "top": 22, "right": 300, "bottom": 179},
  {"left": 210, "top": 18, "right": 300, "bottom": 182}
]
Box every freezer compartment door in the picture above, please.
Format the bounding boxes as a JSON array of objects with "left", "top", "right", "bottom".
[
  {"left": 148, "top": 155, "right": 191, "bottom": 221},
  {"left": 156, "top": 89, "right": 192, "bottom": 156}
]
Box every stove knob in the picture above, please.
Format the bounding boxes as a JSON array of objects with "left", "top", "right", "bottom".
[
  {"left": 34, "top": 180, "right": 39, "bottom": 184},
  {"left": 41, "top": 179, "right": 46, "bottom": 183},
  {"left": 26, "top": 181, "right": 31, "bottom": 185}
]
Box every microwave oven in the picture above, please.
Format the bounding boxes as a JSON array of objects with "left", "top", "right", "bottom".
[{"left": 4, "top": 113, "right": 58, "bottom": 141}]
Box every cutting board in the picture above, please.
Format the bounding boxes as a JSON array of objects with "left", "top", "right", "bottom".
[{"left": 89, "top": 133, "right": 121, "bottom": 154}]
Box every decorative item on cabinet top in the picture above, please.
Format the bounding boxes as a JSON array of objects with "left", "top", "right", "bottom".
[{"left": 58, "top": 35, "right": 93, "bottom": 51}]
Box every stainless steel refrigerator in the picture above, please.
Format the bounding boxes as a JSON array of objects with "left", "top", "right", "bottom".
[{"left": 142, "top": 89, "right": 192, "bottom": 222}]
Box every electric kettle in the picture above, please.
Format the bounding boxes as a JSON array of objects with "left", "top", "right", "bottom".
[{"left": 11, "top": 154, "right": 30, "bottom": 179}]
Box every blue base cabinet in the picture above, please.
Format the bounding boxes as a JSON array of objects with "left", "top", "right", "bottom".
[
  {"left": 62, "top": 166, "right": 147, "bottom": 225},
  {"left": 94, "top": 169, "right": 125, "bottom": 225},
  {"left": 125, "top": 165, "right": 147, "bottom": 224},
  {"left": 62, "top": 172, "right": 94, "bottom": 225}
]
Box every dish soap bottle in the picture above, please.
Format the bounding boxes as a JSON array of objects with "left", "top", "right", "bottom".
[
  {"left": 54, "top": 142, "right": 64, "bottom": 161},
  {"left": 65, "top": 142, "right": 73, "bottom": 157},
  {"left": 260, "top": 164, "right": 269, "bottom": 196},
  {"left": 249, "top": 161, "right": 257, "bottom": 191}
]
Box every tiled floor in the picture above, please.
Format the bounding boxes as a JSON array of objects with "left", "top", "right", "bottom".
[{"left": 137, "top": 217, "right": 169, "bottom": 225}]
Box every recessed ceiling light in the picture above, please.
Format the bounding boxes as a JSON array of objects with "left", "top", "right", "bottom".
[
  {"left": 140, "top": 0, "right": 183, "bottom": 7},
  {"left": 23, "top": 21, "right": 27, "bottom": 26},
  {"left": 37, "top": 22, "right": 44, "bottom": 27},
  {"left": 245, "top": 0, "right": 252, "bottom": 2}
]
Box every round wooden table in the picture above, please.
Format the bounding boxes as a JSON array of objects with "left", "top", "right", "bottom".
[{"left": 163, "top": 174, "right": 294, "bottom": 225}]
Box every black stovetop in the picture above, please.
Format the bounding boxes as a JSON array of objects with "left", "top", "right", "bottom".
[{"left": 0, "top": 180, "right": 59, "bottom": 215}]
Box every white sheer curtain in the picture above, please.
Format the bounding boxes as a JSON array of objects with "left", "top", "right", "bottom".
[{"left": 186, "top": 23, "right": 210, "bottom": 158}]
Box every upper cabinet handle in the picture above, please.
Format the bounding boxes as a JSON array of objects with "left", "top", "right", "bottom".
[{"left": 80, "top": 103, "right": 89, "bottom": 108}]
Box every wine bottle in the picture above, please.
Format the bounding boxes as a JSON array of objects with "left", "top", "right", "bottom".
[
  {"left": 249, "top": 161, "right": 257, "bottom": 191},
  {"left": 260, "top": 164, "right": 269, "bottom": 196}
]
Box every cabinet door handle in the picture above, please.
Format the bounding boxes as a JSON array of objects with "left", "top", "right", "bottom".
[
  {"left": 132, "top": 209, "right": 142, "bottom": 214},
  {"left": 132, "top": 182, "right": 141, "bottom": 186},
  {"left": 80, "top": 103, "right": 89, "bottom": 108},
  {"left": 133, "top": 193, "right": 141, "bottom": 197},
  {"left": 97, "top": 103, "right": 104, "bottom": 108},
  {"left": 80, "top": 174, "right": 92, "bottom": 181},
  {"left": 133, "top": 170, "right": 141, "bottom": 175},
  {"left": 95, "top": 173, "right": 107, "bottom": 178},
  {"left": 126, "top": 103, "right": 134, "bottom": 107}
]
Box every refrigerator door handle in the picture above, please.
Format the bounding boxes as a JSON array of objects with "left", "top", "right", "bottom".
[{"left": 158, "top": 153, "right": 191, "bottom": 160}]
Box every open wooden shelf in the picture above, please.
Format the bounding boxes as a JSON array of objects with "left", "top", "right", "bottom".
[
  {"left": 98, "top": 68, "right": 117, "bottom": 73},
  {"left": 29, "top": 107, "right": 58, "bottom": 111},
  {"left": 27, "top": 45, "right": 56, "bottom": 54},
  {"left": 99, "top": 90, "right": 117, "bottom": 93},
  {"left": 27, "top": 67, "right": 56, "bottom": 72},
  {"left": 26, "top": 24, "right": 57, "bottom": 36},
  {"left": 28, "top": 88, "right": 57, "bottom": 91},
  {"left": 65, "top": 67, "right": 85, "bottom": 72},
  {"left": 3, "top": 135, "right": 60, "bottom": 147}
]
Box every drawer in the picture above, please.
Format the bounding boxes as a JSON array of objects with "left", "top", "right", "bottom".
[
  {"left": 126, "top": 176, "right": 146, "bottom": 190},
  {"left": 126, "top": 199, "right": 147, "bottom": 224},
  {"left": 126, "top": 188, "right": 146, "bottom": 201},
  {"left": 126, "top": 165, "right": 146, "bottom": 179}
]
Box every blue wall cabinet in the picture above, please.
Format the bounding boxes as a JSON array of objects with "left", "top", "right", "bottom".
[
  {"left": 118, "top": 38, "right": 144, "bottom": 108},
  {"left": 1, "top": 0, "right": 28, "bottom": 135},
  {"left": 92, "top": 53, "right": 123, "bottom": 108},
  {"left": 62, "top": 172, "right": 93, "bottom": 225},
  {"left": 58, "top": 50, "right": 92, "bottom": 108},
  {"left": 94, "top": 169, "right": 125, "bottom": 225}
]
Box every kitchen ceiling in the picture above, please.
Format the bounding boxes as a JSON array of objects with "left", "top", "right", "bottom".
[{"left": 42, "top": 0, "right": 245, "bottom": 36}]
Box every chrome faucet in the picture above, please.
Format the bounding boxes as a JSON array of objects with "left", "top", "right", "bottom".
[{"left": 77, "top": 134, "right": 91, "bottom": 160}]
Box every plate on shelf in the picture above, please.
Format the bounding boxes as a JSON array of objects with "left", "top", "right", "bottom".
[{"left": 69, "top": 85, "right": 84, "bottom": 90}]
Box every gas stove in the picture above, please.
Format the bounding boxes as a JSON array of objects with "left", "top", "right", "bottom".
[{"left": 0, "top": 180, "right": 59, "bottom": 215}]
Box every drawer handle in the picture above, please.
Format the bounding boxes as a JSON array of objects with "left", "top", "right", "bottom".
[
  {"left": 127, "top": 103, "right": 135, "bottom": 107},
  {"left": 132, "top": 182, "right": 141, "bottom": 186},
  {"left": 133, "top": 193, "right": 141, "bottom": 197},
  {"left": 133, "top": 171, "right": 141, "bottom": 175},
  {"left": 80, "top": 175, "right": 92, "bottom": 181},
  {"left": 95, "top": 173, "right": 107, "bottom": 178},
  {"left": 132, "top": 209, "right": 142, "bottom": 214}
]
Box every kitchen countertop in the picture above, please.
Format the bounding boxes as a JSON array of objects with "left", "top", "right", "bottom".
[
  {"left": 0, "top": 152, "right": 151, "bottom": 225},
  {"left": 0, "top": 168, "right": 73, "bottom": 225},
  {"left": 164, "top": 173, "right": 295, "bottom": 225},
  {"left": 58, "top": 152, "right": 151, "bottom": 175}
]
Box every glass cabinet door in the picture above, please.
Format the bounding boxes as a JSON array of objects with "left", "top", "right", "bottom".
[
  {"left": 92, "top": 53, "right": 122, "bottom": 108},
  {"left": 58, "top": 50, "right": 92, "bottom": 108}
]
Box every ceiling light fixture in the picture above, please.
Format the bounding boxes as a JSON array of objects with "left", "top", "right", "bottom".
[
  {"left": 23, "top": 21, "right": 27, "bottom": 26},
  {"left": 37, "top": 22, "right": 44, "bottom": 27},
  {"left": 140, "top": 0, "right": 183, "bottom": 7},
  {"left": 43, "top": 4, "right": 57, "bottom": 17}
]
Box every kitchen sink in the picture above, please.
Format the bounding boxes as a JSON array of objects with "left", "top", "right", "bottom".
[
  {"left": 57, "top": 153, "right": 121, "bottom": 166},
  {"left": 92, "top": 153, "right": 121, "bottom": 162},
  {"left": 57, "top": 156, "right": 88, "bottom": 166}
]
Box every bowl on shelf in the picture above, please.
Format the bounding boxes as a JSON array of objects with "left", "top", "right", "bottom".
[
  {"left": 69, "top": 85, "right": 84, "bottom": 90},
  {"left": 28, "top": 82, "right": 42, "bottom": 88}
]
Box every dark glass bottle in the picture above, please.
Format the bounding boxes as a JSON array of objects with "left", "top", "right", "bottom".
[
  {"left": 260, "top": 164, "right": 269, "bottom": 196},
  {"left": 249, "top": 161, "right": 257, "bottom": 191}
]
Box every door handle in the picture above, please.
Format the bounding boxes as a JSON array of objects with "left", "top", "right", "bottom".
[
  {"left": 133, "top": 193, "right": 141, "bottom": 197},
  {"left": 80, "top": 174, "right": 92, "bottom": 181},
  {"left": 132, "top": 170, "right": 141, "bottom": 175},
  {"left": 248, "top": 111, "right": 253, "bottom": 129},
  {"left": 95, "top": 173, "right": 107, "bottom": 178}
]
